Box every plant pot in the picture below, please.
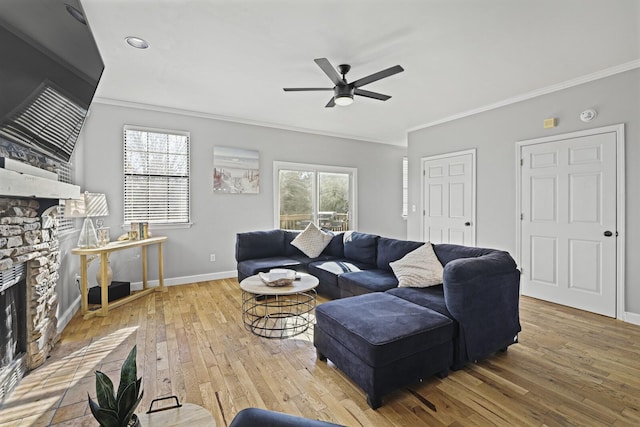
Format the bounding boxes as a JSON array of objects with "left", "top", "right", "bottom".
[{"left": 129, "top": 414, "right": 141, "bottom": 427}]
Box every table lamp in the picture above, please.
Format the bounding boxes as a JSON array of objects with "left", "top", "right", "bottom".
[{"left": 66, "top": 192, "right": 109, "bottom": 248}]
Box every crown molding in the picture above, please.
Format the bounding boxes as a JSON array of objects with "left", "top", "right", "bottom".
[
  {"left": 91, "top": 97, "right": 391, "bottom": 145},
  {"left": 407, "top": 59, "right": 640, "bottom": 134}
]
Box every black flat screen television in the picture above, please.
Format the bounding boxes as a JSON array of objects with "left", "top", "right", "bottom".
[{"left": 0, "top": 0, "right": 104, "bottom": 164}]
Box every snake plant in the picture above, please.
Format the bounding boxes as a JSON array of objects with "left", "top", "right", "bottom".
[{"left": 88, "top": 345, "right": 144, "bottom": 427}]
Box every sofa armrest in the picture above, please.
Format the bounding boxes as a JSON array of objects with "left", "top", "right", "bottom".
[
  {"left": 442, "top": 251, "right": 521, "bottom": 361},
  {"left": 235, "top": 229, "right": 286, "bottom": 262}
]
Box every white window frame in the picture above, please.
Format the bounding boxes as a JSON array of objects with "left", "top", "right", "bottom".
[
  {"left": 273, "top": 161, "right": 357, "bottom": 230},
  {"left": 123, "top": 125, "right": 191, "bottom": 229},
  {"left": 402, "top": 156, "right": 408, "bottom": 219}
]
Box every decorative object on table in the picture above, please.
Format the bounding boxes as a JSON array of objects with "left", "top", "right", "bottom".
[
  {"left": 130, "top": 223, "right": 141, "bottom": 240},
  {"left": 95, "top": 257, "right": 113, "bottom": 287},
  {"left": 213, "top": 146, "right": 260, "bottom": 194},
  {"left": 88, "top": 345, "right": 144, "bottom": 427},
  {"left": 129, "top": 222, "right": 149, "bottom": 240},
  {"left": 88, "top": 281, "right": 131, "bottom": 304},
  {"left": 259, "top": 268, "right": 296, "bottom": 287},
  {"left": 97, "top": 226, "right": 110, "bottom": 246},
  {"left": 66, "top": 192, "right": 109, "bottom": 248}
]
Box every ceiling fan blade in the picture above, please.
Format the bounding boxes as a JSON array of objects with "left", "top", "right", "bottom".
[
  {"left": 354, "top": 88, "right": 391, "bottom": 101},
  {"left": 314, "top": 58, "right": 343, "bottom": 86},
  {"left": 283, "top": 87, "right": 333, "bottom": 91},
  {"left": 352, "top": 65, "right": 404, "bottom": 88},
  {"left": 325, "top": 97, "right": 336, "bottom": 108}
]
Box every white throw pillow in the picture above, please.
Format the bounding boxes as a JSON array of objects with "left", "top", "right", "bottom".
[
  {"left": 291, "top": 223, "right": 333, "bottom": 258},
  {"left": 389, "top": 242, "right": 444, "bottom": 288}
]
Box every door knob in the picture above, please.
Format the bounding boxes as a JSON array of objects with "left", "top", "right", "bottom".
[
  {"left": 464, "top": 222, "right": 471, "bottom": 226},
  {"left": 604, "top": 231, "right": 613, "bottom": 237}
]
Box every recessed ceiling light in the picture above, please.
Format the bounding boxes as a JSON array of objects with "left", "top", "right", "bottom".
[
  {"left": 125, "top": 36, "right": 150, "bottom": 49},
  {"left": 65, "top": 4, "right": 87, "bottom": 25}
]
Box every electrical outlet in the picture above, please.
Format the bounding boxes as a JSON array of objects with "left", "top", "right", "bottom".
[{"left": 210, "top": 254, "right": 216, "bottom": 262}]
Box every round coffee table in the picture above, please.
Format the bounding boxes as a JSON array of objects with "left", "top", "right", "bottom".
[{"left": 240, "top": 272, "right": 319, "bottom": 339}]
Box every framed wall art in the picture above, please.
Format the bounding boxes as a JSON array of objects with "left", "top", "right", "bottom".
[{"left": 213, "top": 146, "right": 259, "bottom": 194}]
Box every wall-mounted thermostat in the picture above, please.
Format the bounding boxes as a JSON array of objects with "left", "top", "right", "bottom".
[{"left": 580, "top": 109, "right": 597, "bottom": 122}]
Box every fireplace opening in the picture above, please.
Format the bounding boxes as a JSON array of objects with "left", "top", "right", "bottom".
[
  {"left": 1, "top": 279, "right": 26, "bottom": 371},
  {"left": 0, "top": 264, "right": 27, "bottom": 402}
]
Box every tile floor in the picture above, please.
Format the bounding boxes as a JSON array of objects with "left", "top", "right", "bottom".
[{"left": 0, "top": 326, "right": 139, "bottom": 426}]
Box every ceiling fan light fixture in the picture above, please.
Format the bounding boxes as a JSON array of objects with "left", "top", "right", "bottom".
[{"left": 335, "top": 95, "right": 354, "bottom": 106}]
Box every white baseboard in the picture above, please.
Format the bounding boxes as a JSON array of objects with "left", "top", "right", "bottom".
[
  {"left": 623, "top": 311, "right": 640, "bottom": 326},
  {"left": 130, "top": 270, "right": 238, "bottom": 291},
  {"left": 57, "top": 295, "right": 81, "bottom": 333}
]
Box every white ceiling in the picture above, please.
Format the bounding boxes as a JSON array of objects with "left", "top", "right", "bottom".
[{"left": 81, "top": 0, "right": 639, "bottom": 146}]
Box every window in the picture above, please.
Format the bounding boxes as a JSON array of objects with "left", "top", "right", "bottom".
[
  {"left": 402, "top": 157, "right": 408, "bottom": 218},
  {"left": 274, "top": 162, "right": 356, "bottom": 231},
  {"left": 124, "top": 126, "right": 190, "bottom": 225}
]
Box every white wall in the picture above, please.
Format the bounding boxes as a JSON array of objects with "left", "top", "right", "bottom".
[
  {"left": 407, "top": 68, "right": 640, "bottom": 315},
  {"left": 67, "top": 103, "right": 405, "bottom": 295}
]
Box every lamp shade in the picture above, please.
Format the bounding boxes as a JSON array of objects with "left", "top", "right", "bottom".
[
  {"left": 85, "top": 192, "right": 109, "bottom": 217},
  {"left": 66, "top": 192, "right": 109, "bottom": 217}
]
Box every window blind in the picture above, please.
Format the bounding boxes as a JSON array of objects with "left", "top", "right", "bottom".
[{"left": 123, "top": 126, "right": 190, "bottom": 224}]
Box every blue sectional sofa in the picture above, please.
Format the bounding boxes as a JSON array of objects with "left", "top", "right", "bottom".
[{"left": 235, "top": 229, "right": 521, "bottom": 408}]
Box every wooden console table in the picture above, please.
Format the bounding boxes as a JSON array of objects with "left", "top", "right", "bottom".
[{"left": 72, "top": 236, "right": 168, "bottom": 319}]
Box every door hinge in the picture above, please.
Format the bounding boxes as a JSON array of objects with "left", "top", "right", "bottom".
[
  {"left": 520, "top": 158, "right": 523, "bottom": 166},
  {"left": 520, "top": 213, "right": 524, "bottom": 220},
  {"left": 423, "top": 170, "right": 425, "bottom": 176}
]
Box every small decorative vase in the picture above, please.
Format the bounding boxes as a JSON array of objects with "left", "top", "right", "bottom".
[{"left": 96, "top": 260, "right": 113, "bottom": 287}]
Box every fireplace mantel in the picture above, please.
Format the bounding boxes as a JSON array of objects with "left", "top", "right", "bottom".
[{"left": 0, "top": 168, "right": 80, "bottom": 200}]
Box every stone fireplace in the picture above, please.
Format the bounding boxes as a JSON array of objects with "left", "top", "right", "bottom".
[{"left": 0, "top": 197, "right": 60, "bottom": 402}]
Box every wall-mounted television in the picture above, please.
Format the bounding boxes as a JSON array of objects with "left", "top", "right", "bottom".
[{"left": 0, "top": 0, "right": 103, "bottom": 165}]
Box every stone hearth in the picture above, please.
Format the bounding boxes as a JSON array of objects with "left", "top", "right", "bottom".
[{"left": 0, "top": 197, "right": 59, "bottom": 402}]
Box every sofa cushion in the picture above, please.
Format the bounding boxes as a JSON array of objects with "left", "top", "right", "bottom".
[
  {"left": 284, "top": 230, "right": 305, "bottom": 256},
  {"left": 338, "top": 270, "right": 398, "bottom": 297},
  {"left": 390, "top": 243, "right": 443, "bottom": 287},
  {"left": 376, "top": 237, "right": 424, "bottom": 271},
  {"left": 308, "top": 258, "right": 371, "bottom": 288},
  {"left": 291, "top": 222, "right": 333, "bottom": 258},
  {"left": 432, "top": 243, "right": 496, "bottom": 266},
  {"left": 343, "top": 231, "right": 379, "bottom": 265},
  {"left": 322, "top": 232, "right": 345, "bottom": 258},
  {"left": 237, "top": 257, "right": 304, "bottom": 281},
  {"left": 386, "top": 285, "right": 451, "bottom": 319},
  {"left": 315, "top": 293, "right": 453, "bottom": 367},
  {"left": 235, "top": 229, "right": 285, "bottom": 261}
]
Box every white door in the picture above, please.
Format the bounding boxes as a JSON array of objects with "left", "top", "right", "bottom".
[
  {"left": 520, "top": 131, "right": 617, "bottom": 317},
  {"left": 422, "top": 151, "right": 475, "bottom": 245}
]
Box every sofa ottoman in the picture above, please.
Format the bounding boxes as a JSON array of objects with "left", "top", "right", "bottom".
[{"left": 314, "top": 292, "right": 454, "bottom": 409}]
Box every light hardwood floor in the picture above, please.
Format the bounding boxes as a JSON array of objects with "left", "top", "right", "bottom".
[{"left": 1, "top": 278, "right": 640, "bottom": 426}]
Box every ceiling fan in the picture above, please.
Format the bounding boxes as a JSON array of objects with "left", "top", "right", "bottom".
[{"left": 283, "top": 58, "right": 404, "bottom": 107}]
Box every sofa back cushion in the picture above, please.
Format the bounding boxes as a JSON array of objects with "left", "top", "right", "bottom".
[
  {"left": 323, "top": 232, "right": 345, "bottom": 257},
  {"left": 235, "top": 229, "right": 285, "bottom": 261},
  {"left": 376, "top": 237, "right": 425, "bottom": 271},
  {"left": 343, "top": 231, "right": 379, "bottom": 265},
  {"left": 283, "top": 231, "right": 305, "bottom": 256}
]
